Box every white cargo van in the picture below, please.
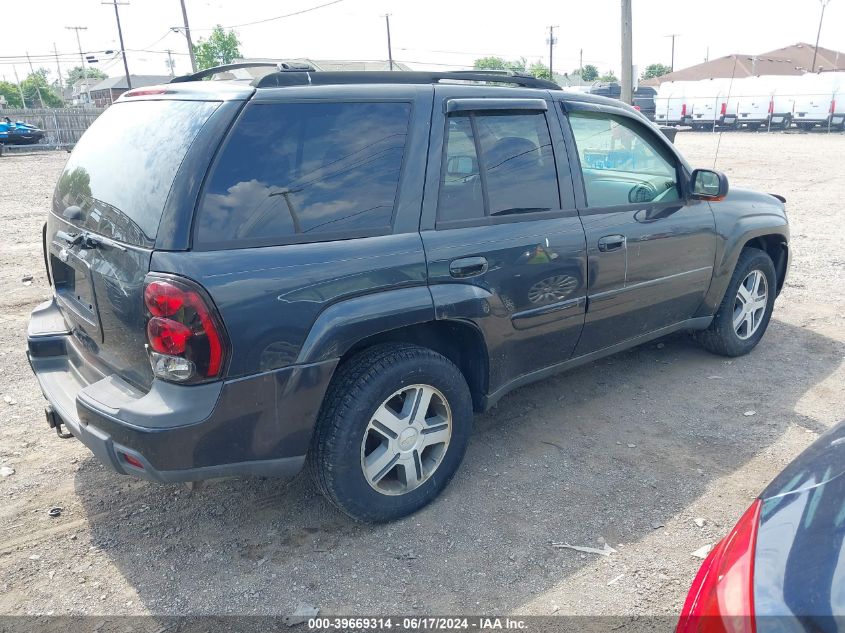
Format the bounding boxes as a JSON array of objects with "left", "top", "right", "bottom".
[
  {"left": 655, "top": 81, "right": 692, "bottom": 126},
  {"left": 793, "top": 72, "right": 844, "bottom": 130},
  {"left": 688, "top": 78, "right": 737, "bottom": 129},
  {"left": 735, "top": 76, "right": 776, "bottom": 129}
]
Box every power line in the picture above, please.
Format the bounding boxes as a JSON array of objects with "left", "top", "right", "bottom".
[{"left": 194, "top": 0, "right": 349, "bottom": 30}]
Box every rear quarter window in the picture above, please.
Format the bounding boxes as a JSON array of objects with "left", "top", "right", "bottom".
[
  {"left": 54, "top": 99, "right": 220, "bottom": 248},
  {"left": 195, "top": 101, "right": 412, "bottom": 248}
]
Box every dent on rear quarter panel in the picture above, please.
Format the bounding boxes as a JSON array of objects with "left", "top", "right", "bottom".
[{"left": 150, "top": 233, "right": 428, "bottom": 377}]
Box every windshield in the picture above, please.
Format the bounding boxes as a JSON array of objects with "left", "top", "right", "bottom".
[{"left": 53, "top": 99, "right": 219, "bottom": 248}]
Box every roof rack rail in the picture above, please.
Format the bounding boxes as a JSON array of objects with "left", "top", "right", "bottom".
[
  {"left": 170, "top": 61, "right": 318, "bottom": 83},
  {"left": 252, "top": 70, "right": 560, "bottom": 90}
]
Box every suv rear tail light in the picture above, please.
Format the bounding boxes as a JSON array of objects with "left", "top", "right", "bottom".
[
  {"left": 831, "top": 99, "right": 836, "bottom": 114},
  {"left": 720, "top": 102, "right": 727, "bottom": 116},
  {"left": 681, "top": 103, "right": 687, "bottom": 117},
  {"left": 768, "top": 99, "right": 774, "bottom": 115},
  {"left": 676, "top": 499, "right": 761, "bottom": 633},
  {"left": 143, "top": 275, "right": 228, "bottom": 383}
]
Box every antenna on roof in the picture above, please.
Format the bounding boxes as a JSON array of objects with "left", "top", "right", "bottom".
[{"left": 713, "top": 55, "right": 739, "bottom": 169}]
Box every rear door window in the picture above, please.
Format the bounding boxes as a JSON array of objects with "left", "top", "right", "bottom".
[
  {"left": 437, "top": 111, "right": 560, "bottom": 224},
  {"left": 195, "top": 101, "right": 411, "bottom": 248},
  {"left": 54, "top": 99, "right": 220, "bottom": 248}
]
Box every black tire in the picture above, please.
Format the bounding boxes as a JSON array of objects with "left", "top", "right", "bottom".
[
  {"left": 779, "top": 115, "right": 792, "bottom": 130},
  {"left": 308, "top": 343, "right": 473, "bottom": 522},
  {"left": 695, "top": 247, "right": 777, "bottom": 357}
]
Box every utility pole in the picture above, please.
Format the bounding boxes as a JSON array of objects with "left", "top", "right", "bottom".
[
  {"left": 666, "top": 33, "right": 680, "bottom": 72},
  {"left": 579, "top": 48, "right": 583, "bottom": 75},
  {"left": 546, "top": 25, "right": 558, "bottom": 78},
  {"left": 383, "top": 14, "right": 394, "bottom": 71},
  {"left": 53, "top": 43, "right": 64, "bottom": 88},
  {"left": 103, "top": 0, "right": 132, "bottom": 89},
  {"left": 812, "top": 0, "right": 832, "bottom": 72},
  {"left": 66, "top": 26, "right": 91, "bottom": 106},
  {"left": 165, "top": 49, "right": 176, "bottom": 77},
  {"left": 25, "top": 52, "right": 45, "bottom": 107},
  {"left": 12, "top": 65, "right": 27, "bottom": 109},
  {"left": 179, "top": 0, "right": 198, "bottom": 73},
  {"left": 621, "top": 0, "right": 633, "bottom": 104}
]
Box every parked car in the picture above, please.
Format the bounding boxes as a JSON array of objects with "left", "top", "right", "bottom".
[
  {"left": 572, "top": 82, "right": 656, "bottom": 121},
  {"left": 0, "top": 116, "right": 44, "bottom": 144},
  {"left": 633, "top": 86, "right": 657, "bottom": 121},
  {"left": 655, "top": 80, "right": 693, "bottom": 126},
  {"left": 793, "top": 72, "right": 845, "bottom": 130},
  {"left": 27, "top": 67, "right": 790, "bottom": 522},
  {"left": 677, "top": 418, "right": 845, "bottom": 631},
  {"left": 688, "top": 78, "right": 737, "bottom": 130}
]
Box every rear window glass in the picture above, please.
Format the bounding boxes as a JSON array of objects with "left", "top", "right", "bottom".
[
  {"left": 195, "top": 101, "right": 411, "bottom": 248},
  {"left": 53, "top": 99, "right": 219, "bottom": 248}
]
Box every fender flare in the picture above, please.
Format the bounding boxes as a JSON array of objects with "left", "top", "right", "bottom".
[
  {"left": 697, "top": 217, "right": 789, "bottom": 317},
  {"left": 295, "top": 286, "right": 436, "bottom": 364}
]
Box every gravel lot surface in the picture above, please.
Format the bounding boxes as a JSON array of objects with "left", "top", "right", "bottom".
[{"left": 0, "top": 132, "right": 843, "bottom": 618}]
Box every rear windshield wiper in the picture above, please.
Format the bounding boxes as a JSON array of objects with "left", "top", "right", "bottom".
[{"left": 55, "top": 230, "right": 125, "bottom": 251}]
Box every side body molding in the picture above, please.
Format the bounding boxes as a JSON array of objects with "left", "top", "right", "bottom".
[{"left": 296, "top": 286, "right": 436, "bottom": 364}]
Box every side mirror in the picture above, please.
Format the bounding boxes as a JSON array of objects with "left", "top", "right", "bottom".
[{"left": 690, "top": 168, "right": 729, "bottom": 200}]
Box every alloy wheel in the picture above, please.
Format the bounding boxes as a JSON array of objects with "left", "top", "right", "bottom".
[
  {"left": 360, "top": 384, "right": 452, "bottom": 496},
  {"left": 733, "top": 270, "right": 768, "bottom": 340}
]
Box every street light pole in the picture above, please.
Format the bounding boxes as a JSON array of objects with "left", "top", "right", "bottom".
[{"left": 812, "top": 0, "right": 832, "bottom": 72}]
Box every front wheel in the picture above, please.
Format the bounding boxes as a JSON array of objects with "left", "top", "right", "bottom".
[
  {"left": 309, "top": 343, "right": 473, "bottom": 522},
  {"left": 695, "top": 247, "right": 777, "bottom": 357}
]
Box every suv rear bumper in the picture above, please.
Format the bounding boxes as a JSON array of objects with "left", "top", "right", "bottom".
[{"left": 27, "top": 298, "right": 336, "bottom": 483}]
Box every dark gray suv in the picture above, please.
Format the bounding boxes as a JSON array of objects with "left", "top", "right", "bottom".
[{"left": 27, "top": 67, "right": 790, "bottom": 522}]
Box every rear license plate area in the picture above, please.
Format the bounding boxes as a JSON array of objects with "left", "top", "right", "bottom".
[{"left": 51, "top": 254, "right": 97, "bottom": 318}]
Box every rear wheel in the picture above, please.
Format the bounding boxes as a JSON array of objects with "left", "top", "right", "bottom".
[
  {"left": 695, "top": 248, "right": 776, "bottom": 357},
  {"left": 309, "top": 343, "right": 473, "bottom": 522}
]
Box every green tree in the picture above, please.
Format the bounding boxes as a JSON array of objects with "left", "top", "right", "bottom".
[
  {"left": 473, "top": 56, "right": 527, "bottom": 73},
  {"left": 575, "top": 64, "right": 599, "bottom": 81},
  {"left": 528, "top": 60, "right": 551, "bottom": 80},
  {"left": 194, "top": 25, "right": 242, "bottom": 70},
  {"left": 57, "top": 167, "right": 92, "bottom": 204},
  {"left": 0, "top": 81, "right": 23, "bottom": 108},
  {"left": 21, "top": 70, "right": 63, "bottom": 108},
  {"left": 641, "top": 63, "right": 672, "bottom": 80},
  {"left": 65, "top": 66, "right": 108, "bottom": 88},
  {"left": 599, "top": 69, "right": 618, "bottom": 82}
]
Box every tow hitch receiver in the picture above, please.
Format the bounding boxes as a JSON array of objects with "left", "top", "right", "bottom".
[{"left": 45, "top": 405, "right": 73, "bottom": 439}]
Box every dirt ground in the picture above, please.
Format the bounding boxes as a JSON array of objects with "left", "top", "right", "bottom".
[{"left": 0, "top": 132, "right": 843, "bottom": 619}]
